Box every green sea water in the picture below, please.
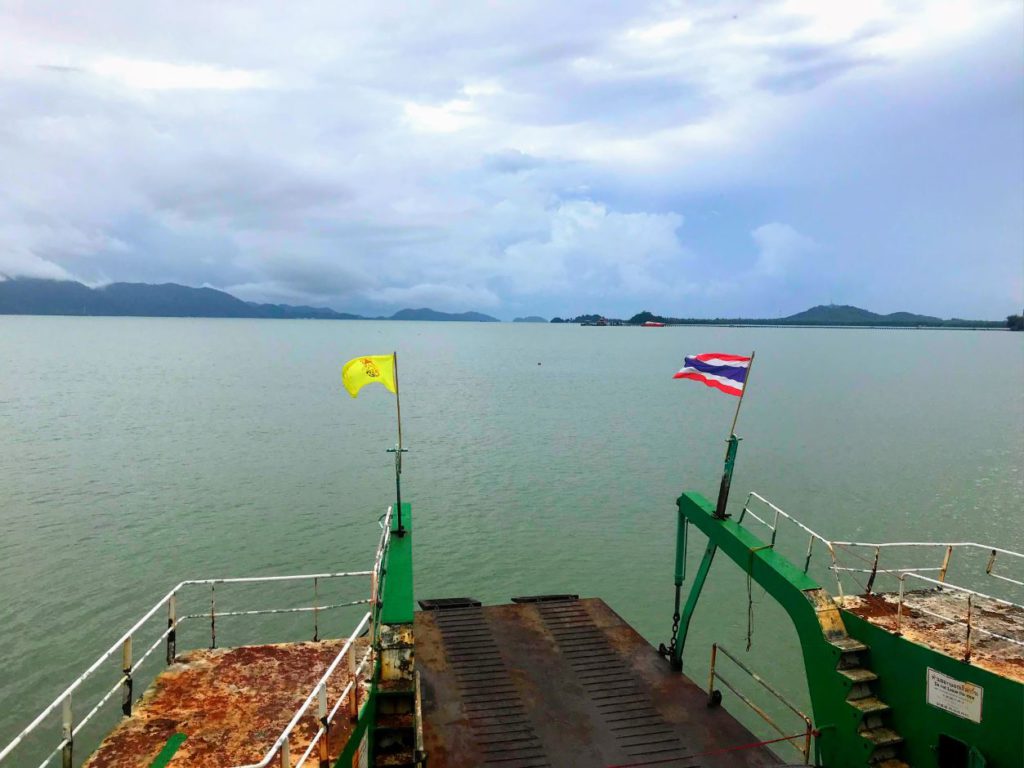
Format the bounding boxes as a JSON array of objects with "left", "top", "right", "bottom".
[{"left": 1, "top": 317, "right": 1021, "bottom": 759}]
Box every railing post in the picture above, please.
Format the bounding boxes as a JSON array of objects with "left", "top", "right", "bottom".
[
  {"left": 167, "top": 594, "right": 177, "bottom": 665},
  {"left": 865, "top": 546, "right": 880, "bottom": 594},
  {"left": 895, "top": 576, "right": 906, "bottom": 635},
  {"left": 121, "top": 636, "right": 133, "bottom": 717},
  {"left": 939, "top": 545, "right": 953, "bottom": 583},
  {"left": 210, "top": 584, "right": 216, "bottom": 649},
  {"left": 985, "top": 549, "right": 997, "bottom": 575},
  {"left": 829, "top": 545, "right": 844, "bottom": 599},
  {"left": 963, "top": 594, "right": 973, "bottom": 662},
  {"left": 318, "top": 682, "right": 330, "bottom": 768},
  {"left": 804, "top": 535, "right": 814, "bottom": 573},
  {"left": 313, "top": 577, "right": 320, "bottom": 642},
  {"left": 279, "top": 735, "right": 290, "bottom": 767},
  {"left": 707, "top": 644, "right": 718, "bottom": 702},
  {"left": 61, "top": 694, "right": 72, "bottom": 768},
  {"left": 348, "top": 644, "right": 359, "bottom": 722},
  {"left": 802, "top": 718, "right": 813, "bottom": 765}
]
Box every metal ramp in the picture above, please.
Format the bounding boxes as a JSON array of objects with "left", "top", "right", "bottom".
[{"left": 415, "top": 597, "right": 783, "bottom": 768}]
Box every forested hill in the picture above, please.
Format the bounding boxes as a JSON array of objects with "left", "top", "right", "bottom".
[{"left": 0, "top": 279, "right": 499, "bottom": 321}]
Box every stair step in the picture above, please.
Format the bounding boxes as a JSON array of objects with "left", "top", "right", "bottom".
[
  {"left": 874, "top": 761, "right": 910, "bottom": 768},
  {"left": 869, "top": 745, "right": 901, "bottom": 763},
  {"left": 375, "top": 749, "right": 415, "bottom": 767},
  {"left": 831, "top": 637, "right": 868, "bottom": 652},
  {"left": 847, "top": 682, "right": 874, "bottom": 700},
  {"left": 861, "top": 727, "right": 904, "bottom": 747},
  {"left": 377, "top": 712, "right": 415, "bottom": 730},
  {"left": 378, "top": 679, "right": 416, "bottom": 695},
  {"left": 849, "top": 696, "right": 891, "bottom": 715},
  {"left": 838, "top": 668, "right": 878, "bottom": 683}
]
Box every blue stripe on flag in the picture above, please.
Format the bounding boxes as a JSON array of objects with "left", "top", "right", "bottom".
[{"left": 683, "top": 357, "right": 748, "bottom": 384}]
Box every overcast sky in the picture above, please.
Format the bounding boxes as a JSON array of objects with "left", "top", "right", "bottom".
[{"left": 1, "top": 1, "right": 1021, "bottom": 319}]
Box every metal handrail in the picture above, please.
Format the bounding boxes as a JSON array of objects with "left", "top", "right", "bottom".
[
  {"left": 707, "top": 643, "right": 814, "bottom": 764},
  {"left": 739, "top": 492, "right": 1023, "bottom": 603},
  {"left": 231, "top": 611, "right": 372, "bottom": 768},
  {"left": 1, "top": 507, "right": 394, "bottom": 768},
  {"left": 295, "top": 646, "right": 375, "bottom": 768}
]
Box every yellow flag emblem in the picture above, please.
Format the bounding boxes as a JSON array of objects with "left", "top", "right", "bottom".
[{"left": 342, "top": 354, "right": 397, "bottom": 398}]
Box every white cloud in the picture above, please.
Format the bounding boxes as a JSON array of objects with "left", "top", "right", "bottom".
[
  {"left": 92, "top": 57, "right": 274, "bottom": 91},
  {"left": 751, "top": 222, "right": 816, "bottom": 277}
]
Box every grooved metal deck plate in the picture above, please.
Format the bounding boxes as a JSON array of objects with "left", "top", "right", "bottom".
[{"left": 415, "top": 598, "right": 784, "bottom": 768}]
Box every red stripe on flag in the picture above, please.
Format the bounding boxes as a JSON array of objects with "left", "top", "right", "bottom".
[
  {"left": 673, "top": 371, "right": 743, "bottom": 396},
  {"left": 693, "top": 352, "right": 751, "bottom": 363}
]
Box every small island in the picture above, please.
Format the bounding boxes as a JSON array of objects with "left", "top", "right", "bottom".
[{"left": 551, "top": 306, "right": 1014, "bottom": 330}]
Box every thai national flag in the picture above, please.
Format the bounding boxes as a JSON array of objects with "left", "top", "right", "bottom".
[{"left": 674, "top": 353, "right": 752, "bottom": 397}]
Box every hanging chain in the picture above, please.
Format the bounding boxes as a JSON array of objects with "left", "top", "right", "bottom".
[{"left": 668, "top": 610, "right": 681, "bottom": 658}]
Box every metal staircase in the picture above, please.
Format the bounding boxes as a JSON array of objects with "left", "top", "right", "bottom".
[{"left": 832, "top": 636, "right": 908, "bottom": 767}]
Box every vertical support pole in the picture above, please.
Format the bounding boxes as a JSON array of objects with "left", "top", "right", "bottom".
[
  {"left": 865, "top": 546, "right": 880, "bottom": 594},
  {"left": 963, "top": 594, "right": 973, "bottom": 662},
  {"left": 166, "top": 594, "right": 177, "bottom": 665},
  {"left": 393, "top": 350, "right": 405, "bottom": 537},
  {"left": 895, "top": 576, "right": 905, "bottom": 635},
  {"left": 279, "top": 735, "right": 290, "bottom": 768},
  {"left": 121, "top": 636, "right": 133, "bottom": 717},
  {"left": 210, "top": 584, "right": 216, "bottom": 649},
  {"left": 662, "top": 511, "right": 687, "bottom": 669},
  {"left": 707, "top": 643, "right": 718, "bottom": 699},
  {"left": 802, "top": 719, "right": 813, "bottom": 765},
  {"left": 672, "top": 533, "right": 718, "bottom": 670},
  {"left": 348, "top": 645, "right": 359, "bottom": 722},
  {"left": 61, "top": 694, "right": 73, "bottom": 768},
  {"left": 318, "top": 682, "right": 330, "bottom": 768},
  {"left": 714, "top": 435, "right": 740, "bottom": 519},
  {"left": 939, "top": 545, "right": 953, "bottom": 583},
  {"left": 313, "top": 577, "right": 320, "bottom": 642},
  {"left": 829, "top": 545, "right": 844, "bottom": 599}
]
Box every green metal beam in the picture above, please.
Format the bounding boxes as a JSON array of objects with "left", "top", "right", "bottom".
[
  {"left": 671, "top": 537, "right": 717, "bottom": 669},
  {"left": 380, "top": 503, "right": 414, "bottom": 625},
  {"left": 676, "top": 491, "right": 855, "bottom": 767}
]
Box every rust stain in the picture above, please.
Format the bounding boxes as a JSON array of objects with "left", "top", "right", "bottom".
[
  {"left": 83, "top": 638, "right": 369, "bottom": 768},
  {"left": 839, "top": 590, "right": 1024, "bottom": 682}
]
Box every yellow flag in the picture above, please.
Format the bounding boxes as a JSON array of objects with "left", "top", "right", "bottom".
[{"left": 342, "top": 354, "right": 397, "bottom": 398}]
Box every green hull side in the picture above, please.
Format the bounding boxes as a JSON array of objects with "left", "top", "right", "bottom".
[{"left": 843, "top": 611, "right": 1023, "bottom": 767}]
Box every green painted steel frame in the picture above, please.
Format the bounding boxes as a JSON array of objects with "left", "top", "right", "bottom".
[
  {"left": 335, "top": 503, "right": 415, "bottom": 767},
  {"left": 676, "top": 491, "right": 860, "bottom": 767},
  {"left": 673, "top": 490, "right": 1024, "bottom": 768}
]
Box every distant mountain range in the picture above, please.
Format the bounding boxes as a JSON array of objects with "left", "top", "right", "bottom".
[
  {"left": 0, "top": 280, "right": 1008, "bottom": 328},
  {"left": 551, "top": 305, "right": 1004, "bottom": 328},
  {"left": 0, "top": 278, "right": 500, "bottom": 322}
]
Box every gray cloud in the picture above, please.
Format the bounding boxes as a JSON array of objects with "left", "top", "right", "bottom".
[{"left": 0, "top": 1, "right": 1020, "bottom": 318}]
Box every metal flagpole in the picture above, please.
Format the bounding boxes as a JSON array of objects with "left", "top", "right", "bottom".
[
  {"left": 714, "top": 351, "right": 755, "bottom": 519},
  {"left": 390, "top": 350, "right": 407, "bottom": 536},
  {"left": 726, "top": 351, "right": 755, "bottom": 444}
]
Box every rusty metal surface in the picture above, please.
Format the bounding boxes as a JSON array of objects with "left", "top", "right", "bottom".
[
  {"left": 83, "top": 638, "right": 368, "bottom": 768},
  {"left": 415, "top": 598, "right": 784, "bottom": 768},
  {"left": 839, "top": 590, "right": 1024, "bottom": 682}
]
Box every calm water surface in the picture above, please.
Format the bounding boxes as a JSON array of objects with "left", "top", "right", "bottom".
[{"left": 1, "top": 318, "right": 1021, "bottom": 754}]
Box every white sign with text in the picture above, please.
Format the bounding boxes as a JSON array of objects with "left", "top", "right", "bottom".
[{"left": 926, "top": 668, "right": 983, "bottom": 723}]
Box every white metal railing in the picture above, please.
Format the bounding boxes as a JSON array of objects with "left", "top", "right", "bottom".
[
  {"left": 1, "top": 507, "right": 394, "bottom": 768},
  {"left": 738, "top": 492, "right": 1024, "bottom": 657},
  {"left": 232, "top": 612, "right": 372, "bottom": 768}
]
